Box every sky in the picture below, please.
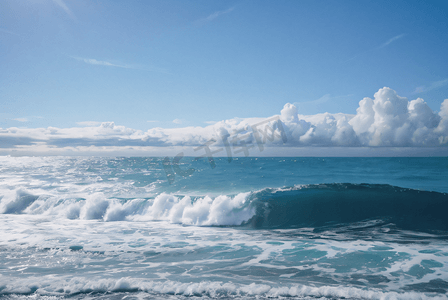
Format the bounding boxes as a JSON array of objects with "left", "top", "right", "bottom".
[{"left": 1, "top": 0, "right": 448, "bottom": 156}]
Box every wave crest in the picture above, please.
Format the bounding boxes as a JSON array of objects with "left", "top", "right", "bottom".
[{"left": 1, "top": 183, "right": 447, "bottom": 231}]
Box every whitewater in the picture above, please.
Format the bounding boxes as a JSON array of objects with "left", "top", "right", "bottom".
[{"left": 0, "top": 156, "right": 448, "bottom": 299}]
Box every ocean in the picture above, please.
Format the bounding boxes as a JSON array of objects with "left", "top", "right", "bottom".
[{"left": 0, "top": 156, "right": 447, "bottom": 299}]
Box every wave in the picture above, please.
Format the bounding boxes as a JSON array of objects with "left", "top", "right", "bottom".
[
  {"left": 1, "top": 277, "right": 446, "bottom": 299},
  {"left": 1, "top": 184, "right": 447, "bottom": 232},
  {"left": 0, "top": 189, "right": 255, "bottom": 226},
  {"left": 245, "top": 184, "right": 448, "bottom": 232}
]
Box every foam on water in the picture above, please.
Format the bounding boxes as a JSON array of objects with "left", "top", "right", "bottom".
[
  {"left": 1, "top": 156, "right": 448, "bottom": 299},
  {"left": 2, "top": 183, "right": 447, "bottom": 233},
  {"left": 2, "top": 276, "right": 448, "bottom": 299},
  {"left": 2, "top": 212, "right": 448, "bottom": 296},
  {"left": 0, "top": 189, "right": 256, "bottom": 226},
  {"left": 133, "top": 192, "right": 254, "bottom": 225}
]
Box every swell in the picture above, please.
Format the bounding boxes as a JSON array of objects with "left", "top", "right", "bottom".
[
  {"left": 1, "top": 183, "right": 447, "bottom": 232},
  {"left": 245, "top": 183, "right": 448, "bottom": 231}
]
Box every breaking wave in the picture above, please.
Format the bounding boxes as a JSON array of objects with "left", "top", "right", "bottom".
[
  {"left": 1, "top": 183, "right": 447, "bottom": 231},
  {"left": 1, "top": 277, "right": 447, "bottom": 299}
]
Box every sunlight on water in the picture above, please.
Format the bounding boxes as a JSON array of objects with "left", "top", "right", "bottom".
[{"left": 0, "top": 157, "right": 447, "bottom": 299}]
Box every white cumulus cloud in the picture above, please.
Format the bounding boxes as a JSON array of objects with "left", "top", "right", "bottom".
[{"left": 0, "top": 87, "right": 447, "bottom": 156}]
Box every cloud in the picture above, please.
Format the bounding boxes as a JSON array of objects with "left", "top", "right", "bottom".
[
  {"left": 71, "top": 56, "right": 169, "bottom": 73},
  {"left": 294, "top": 94, "right": 336, "bottom": 107},
  {"left": 72, "top": 57, "right": 133, "bottom": 69},
  {"left": 147, "top": 120, "right": 159, "bottom": 123},
  {"left": 205, "top": 7, "right": 234, "bottom": 21},
  {"left": 377, "top": 34, "right": 406, "bottom": 49},
  {"left": 293, "top": 94, "right": 354, "bottom": 114},
  {"left": 348, "top": 88, "right": 447, "bottom": 146},
  {"left": 12, "top": 118, "right": 29, "bottom": 122},
  {"left": 0, "top": 88, "right": 447, "bottom": 156},
  {"left": 52, "top": 0, "right": 75, "bottom": 19},
  {"left": 10, "top": 116, "right": 43, "bottom": 123},
  {"left": 0, "top": 28, "right": 18, "bottom": 36},
  {"left": 295, "top": 94, "right": 331, "bottom": 107},
  {"left": 173, "top": 119, "right": 184, "bottom": 125},
  {"left": 76, "top": 121, "right": 101, "bottom": 126},
  {"left": 413, "top": 78, "right": 448, "bottom": 94},
  {"left": 196, "top": 7, "right": 235, "bottom": 25},
  {"left": 345, "top": 34, "right": 406, "bottom": 62}
]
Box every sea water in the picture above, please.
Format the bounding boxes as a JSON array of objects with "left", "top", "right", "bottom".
[{"left": 0, "top": 156, "right": 448, "bottom": 299}]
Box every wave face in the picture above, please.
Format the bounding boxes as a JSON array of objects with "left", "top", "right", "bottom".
[
  {"left": 2, "top": 184, "right": 447, "bottom": 233},
  {"left": 1, "top": 156, "right": 448, "bottom": 300},
  {"left": 246, "top": 184, "right": 448, "bottom": 231}
]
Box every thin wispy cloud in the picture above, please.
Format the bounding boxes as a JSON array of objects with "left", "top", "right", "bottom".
[
  {"left": 71, "top": 56, "right": 170, "bottom": 73},
  {"left": 377, "top": 34, "right": 406, "bottom": 49},
  {"left": 72, "top": 57, "right": 133, "bottom": 69},
  {"left": 52, "top": 0, "right": 75, "bottom": 19},
  {"left": 0, "top": 28, "right": 19, "bottom": 36},
  {"left": 10, "top": 116, "right": 43, "bottom": 123},
  {"left": 147, "top": 120, "right": 159, "bottom": 123},
  {"left": 12, "top": 118, "right": 29, "bottom": 123},
  {"left": 294, "top": 94, "right": 353, "bottom": 107},
  {"left": 196, "top": 7, "right": 235, "bottom": 25},
  {"left": 413, "top": 78, "right": 448, "bottom": 94},
  {"left": 344, "top": 34, "right": 406, "bottom": 63},
  {"left": 76, "top": 121, "right": 101, "bottom": 127},
  {"left": 304, "top": 94, "right": 331, "bottom": 105}
]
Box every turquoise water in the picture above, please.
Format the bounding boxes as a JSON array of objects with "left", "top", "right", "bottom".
[{"left": 0, "top": 156, "right": 447, "bottom": 299}]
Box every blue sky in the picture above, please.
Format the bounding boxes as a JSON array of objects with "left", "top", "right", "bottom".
[{"left": 1, "top": 0, "right": 448, "bottom": 156}]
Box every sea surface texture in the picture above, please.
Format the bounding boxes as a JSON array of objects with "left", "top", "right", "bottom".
[{"left": 0, "top": 156, "right": 448, "bottom": 300}]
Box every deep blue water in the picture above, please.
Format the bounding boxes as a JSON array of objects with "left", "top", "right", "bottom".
[{"left": 0, "top": 156, "right": 447, "bottom": 299}]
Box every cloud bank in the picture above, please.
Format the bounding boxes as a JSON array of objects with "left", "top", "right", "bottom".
[{"left": 1, "top": 88, "right": 447, "bottom": 156}]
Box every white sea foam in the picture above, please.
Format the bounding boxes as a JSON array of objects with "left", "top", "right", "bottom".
[
  {"left": 0, "top": 276, "right": 446, "bottom": 299},
  {"left": 134, "top": 192, "right": 255, "bottom": 226},
  {"left": 1, "top": 156, "right": 448, "bottom": 300},
  {"left": 1, "top": 210, "right": 448, "bottom": 299},
  {"left": 0, "top": 186, "right": 255, "bottom": 226},
  {"left": 0, "top": 189, "right": 39, "bottom": 214}
]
